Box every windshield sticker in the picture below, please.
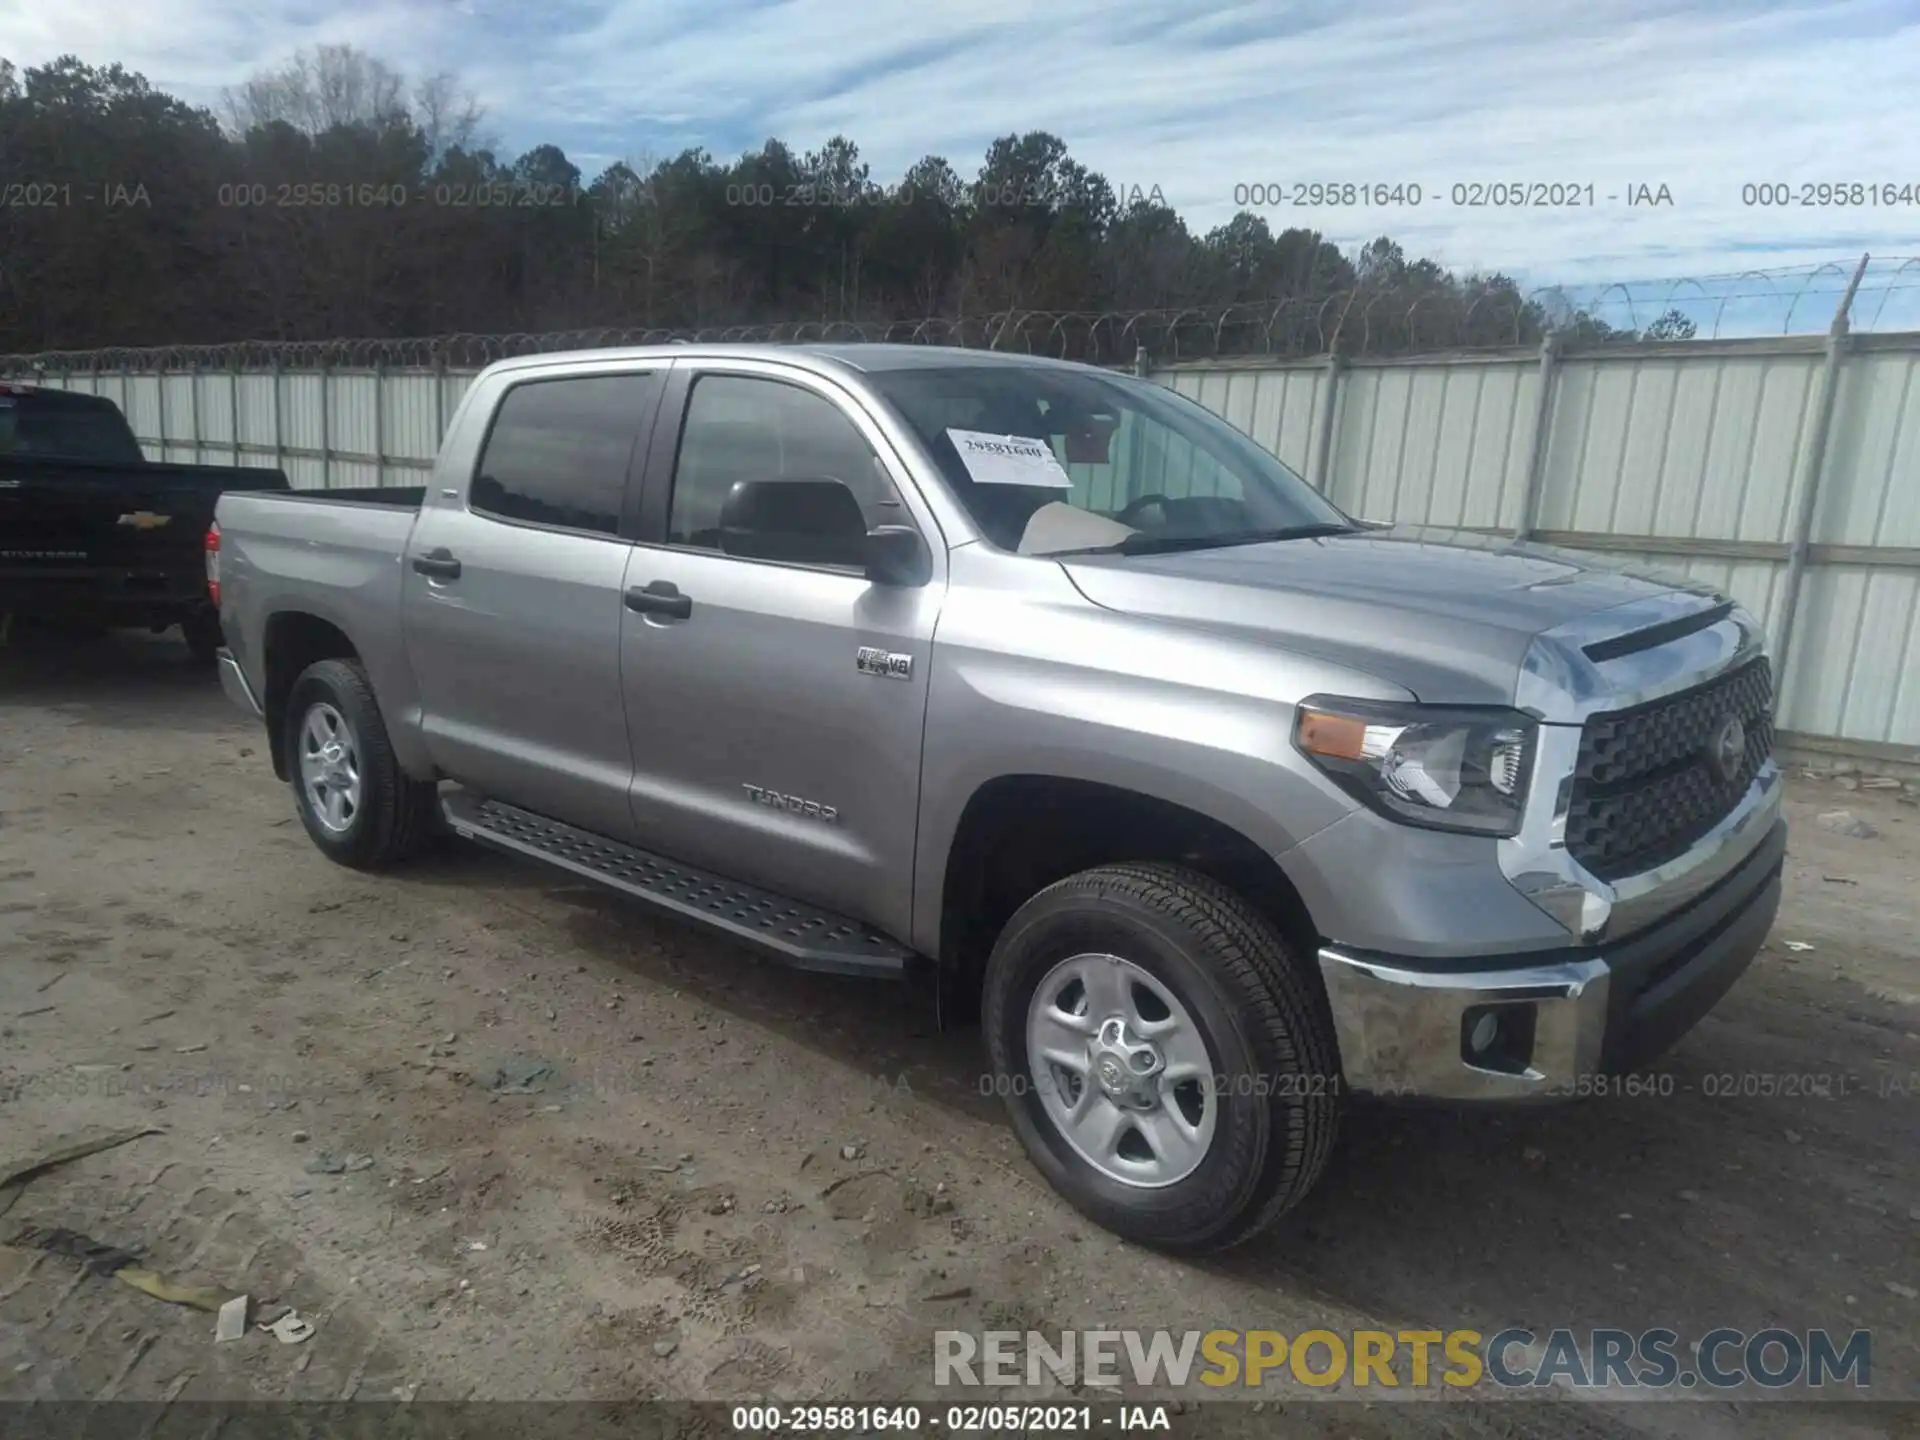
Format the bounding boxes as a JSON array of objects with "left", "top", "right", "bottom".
[{"left": 946, "top": 428, "right": 1073, "bottom": 488}]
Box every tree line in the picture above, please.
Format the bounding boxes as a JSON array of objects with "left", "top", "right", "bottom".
[{"left": 0, "top": 47, "right": 1690, "bottom": 359}]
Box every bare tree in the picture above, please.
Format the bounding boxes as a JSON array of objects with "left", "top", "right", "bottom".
[
  {"left": 413, "top": 70, "right": 488, "bottom": 158},
  {"left": 223, "top": 44, "right": 408, "bottom": 135}
]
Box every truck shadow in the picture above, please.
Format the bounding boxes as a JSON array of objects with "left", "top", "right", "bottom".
[
  {"left": 0, "top": 625, "right": 224, "bottom": 717},
  {"left": 402, "top": 840, "right": 1917, "bottom": 1369},
  {"left": 400, "top": 845, "right": 1001, "bottom": 1120}
]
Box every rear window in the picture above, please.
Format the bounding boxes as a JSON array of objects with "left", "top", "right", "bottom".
[
  {"left": 0, "top": 392, "right": 146, "bottom": 465},
  {"left": 469, "top": 373, "right": 661, "bottom": 536}
]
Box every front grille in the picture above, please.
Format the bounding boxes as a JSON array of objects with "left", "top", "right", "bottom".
[{"left": 1565, "top": 658, "right": 1774, "bottom": 882}]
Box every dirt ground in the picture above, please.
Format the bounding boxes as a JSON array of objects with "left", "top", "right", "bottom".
[{"left": 1, "top": 629, "right": 1915, "bottom": 1437}]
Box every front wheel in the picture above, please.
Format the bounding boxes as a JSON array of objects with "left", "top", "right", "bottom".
[
  {"left": 982, "top": 862, "right": 1342, "bottom": 1253},
  {"left": 284, "top": 658, "right": 438, "bottom": 870}
]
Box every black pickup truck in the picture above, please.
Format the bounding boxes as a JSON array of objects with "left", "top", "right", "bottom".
[{"left": 0, "top": 383, "right": 289, "bottom": 660}]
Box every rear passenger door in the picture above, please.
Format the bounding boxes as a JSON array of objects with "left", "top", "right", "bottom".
[
  {"left": 402, "top": 367, "right": 663, "bottom": 840},
  {"left": 617, "top": 361, "right": 943, "bottom": 942}
]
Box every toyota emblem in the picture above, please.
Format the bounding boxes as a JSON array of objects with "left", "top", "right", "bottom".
[{"left": 1709, "top": 715, "right": 1747, "bottom": 783}]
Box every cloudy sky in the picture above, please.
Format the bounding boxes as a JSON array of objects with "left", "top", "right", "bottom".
[{"left": 5, "top": 0, "right": 1917, "bottom": 304}]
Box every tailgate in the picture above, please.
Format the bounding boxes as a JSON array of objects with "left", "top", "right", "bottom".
[{"left": 0, "top": 463, "right": 281, "bottom": 572}]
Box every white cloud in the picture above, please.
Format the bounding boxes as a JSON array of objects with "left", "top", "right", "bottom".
[{"left": 4, "top": 0, "right": 1915, "bottom": 293}]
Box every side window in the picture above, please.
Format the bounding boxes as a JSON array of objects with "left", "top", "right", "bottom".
[
  {"left": 470, "top": 373, "right": 658, "bottom": 536},
  {"left": 667, "top": 375, "right": 904, "bottom": 566}
]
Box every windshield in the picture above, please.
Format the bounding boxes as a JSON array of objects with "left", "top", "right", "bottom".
[{"left": 864, "top": 364, "right": 1352, "bottom": 556}]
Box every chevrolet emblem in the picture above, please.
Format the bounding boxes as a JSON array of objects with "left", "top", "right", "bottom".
[{"left": 116, "top": 511, "right": 172, "bottom": 530}]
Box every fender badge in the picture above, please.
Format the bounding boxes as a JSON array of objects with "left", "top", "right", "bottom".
[{"left": 855, "top": 646, "right": 913, "bottom": 680}]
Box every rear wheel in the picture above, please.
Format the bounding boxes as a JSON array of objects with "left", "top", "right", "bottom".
[
  {"left": 982, "top": 861, "right": 1341, "bottom": 1253},
  {"left": 284, "top": 658, "right": 438, "bottom": 869}
]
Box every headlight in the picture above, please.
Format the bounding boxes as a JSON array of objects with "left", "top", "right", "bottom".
[{"left": 1293, "top": 696, "right": 1536, "bottom": 837}]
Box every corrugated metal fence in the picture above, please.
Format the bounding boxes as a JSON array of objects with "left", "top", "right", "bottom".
[
  {"left": 15, "top": 327, "right": 1919, "bottom": 767},
  {"left": 68, "top": 363, "right": 471, "bottom": 493}
]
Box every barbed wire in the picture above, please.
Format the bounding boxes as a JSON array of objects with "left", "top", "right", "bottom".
[
  {"left": 2, "top": 257, "right": 1911, "bottom": 373},
  {"left": 1533, "top": 255, "right": 1920, "bottom": 343}
]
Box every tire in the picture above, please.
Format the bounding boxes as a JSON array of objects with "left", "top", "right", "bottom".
[
  {"left": 181, "top": 612, "right": 222, "bottom": 665},
  {"left": 982, "top": 862, "right": 1341, "bottom": 1253},
  {"left": 284, "top": 658, "right": 438, "bottom": 870}
]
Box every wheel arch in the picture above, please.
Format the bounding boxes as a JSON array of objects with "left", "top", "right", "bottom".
[
  {"left": 262, "top": 610, "right": 360, "bottom": 781},
  {"left": 929, "top": 773, "right": 1323, "bottom": 1018}
]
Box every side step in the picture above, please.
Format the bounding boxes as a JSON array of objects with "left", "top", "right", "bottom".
[{"left": 441, "top": 793, "right": 913, "bottom": 979}]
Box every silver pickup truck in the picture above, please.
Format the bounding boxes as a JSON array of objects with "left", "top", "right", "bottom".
[{"left": 213, "top": 343, "right": 1784, "bottom": 1252}]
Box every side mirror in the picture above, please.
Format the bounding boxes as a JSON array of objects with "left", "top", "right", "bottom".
[{"left": 865, "top": 525, "right": 932, "bottom": 587}]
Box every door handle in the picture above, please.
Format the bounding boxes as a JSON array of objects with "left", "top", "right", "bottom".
[
  {"left": 412, "top": 548, "right": 462, "bottom": 579},
  {"left": 625, "top": 579, "right": 692, "bottom": 619}
]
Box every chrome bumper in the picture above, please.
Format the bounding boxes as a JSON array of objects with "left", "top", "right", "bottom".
[
  {"left": 1319, "top": 816, "right": 1786, "bottom": 1101},
  {"left": 217, "top": 647, "right": 263, "bottom": 718},
  {"left": 1319, "top": 950, "right": 1611, "bottom": 1101}
]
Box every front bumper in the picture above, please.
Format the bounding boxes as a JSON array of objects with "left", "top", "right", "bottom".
[
  {"left": 217, "top": 646, "right": 264, "bottom": 717},
  {"left": 1317, "top": 817, "right": 1785, "bottom": 1101}
]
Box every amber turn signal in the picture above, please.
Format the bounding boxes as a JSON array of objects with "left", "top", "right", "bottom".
[{"left": 1296, "top": 707, "right": 1369, "bottom": 761}]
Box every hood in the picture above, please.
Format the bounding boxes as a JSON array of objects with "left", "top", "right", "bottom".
[{"left": 1060, "top": 524, "right": 1723, "bottom": 706}]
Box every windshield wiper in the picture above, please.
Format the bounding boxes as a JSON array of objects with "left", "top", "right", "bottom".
[{"left": 1044, "top": 522, "right": 1358, "bottom": 558}]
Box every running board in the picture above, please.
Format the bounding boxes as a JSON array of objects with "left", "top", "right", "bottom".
[{"left": 441, "top": 793, "right": 913, "bottom": 979}]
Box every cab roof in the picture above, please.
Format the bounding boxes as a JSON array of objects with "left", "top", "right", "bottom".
[{"left": 487, "top": 341, "right": 1107, "bottom": 379}]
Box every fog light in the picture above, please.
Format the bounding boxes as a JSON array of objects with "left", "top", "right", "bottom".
[
  {"left": 1469, "top": 1011, "right": 1500, "bottom": 1054},
  {"left": 1461, "top": 1002, "right": 1539, "bottom": 1075}
]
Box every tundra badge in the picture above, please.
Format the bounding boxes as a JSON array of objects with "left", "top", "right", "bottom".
[{"left": 743, "top": 784, "right": 839, "bottom": 824}]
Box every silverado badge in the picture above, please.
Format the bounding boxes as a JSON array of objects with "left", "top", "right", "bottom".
[{"left": 116, "top": 511, "right": 173, "bottom": 530}]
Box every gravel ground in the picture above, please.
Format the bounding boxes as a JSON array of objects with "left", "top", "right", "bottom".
[{"left": 1, "top": 629, "right": 1915, "bottom": 1437}]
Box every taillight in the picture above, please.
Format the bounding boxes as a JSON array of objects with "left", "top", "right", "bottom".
[{"left": 205, "top": 521, "right": 221, "bottom": 606}]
